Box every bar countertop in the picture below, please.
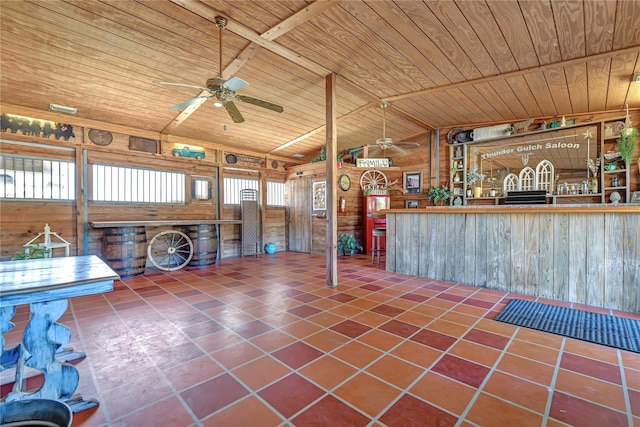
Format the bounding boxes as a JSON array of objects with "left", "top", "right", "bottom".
[{"left": 385, "top": 204, "right": 640, "bottom": 214}]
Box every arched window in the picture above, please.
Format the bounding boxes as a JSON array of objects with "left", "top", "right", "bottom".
[
  {"left": 503, "top": 173, "right": 519, "bottom": 194},
  {"left": 535, "top": 160, "right": 554, "bottom": 194},
  {"left": 519, "top": 167, "right": 536, "bottom": 191}
]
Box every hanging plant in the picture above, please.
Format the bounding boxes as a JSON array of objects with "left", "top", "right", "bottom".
[{"left": 618, "top": 127, "right": 638, "bottom": 166}]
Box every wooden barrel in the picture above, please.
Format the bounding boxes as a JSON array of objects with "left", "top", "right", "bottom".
[
  {"left": 186, "top": 224, "right": 218, "bottom": 267},
  {"left": 102, "top": 226, "right": 147, "bottom": 277}
]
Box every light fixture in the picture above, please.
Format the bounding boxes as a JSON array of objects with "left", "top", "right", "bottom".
[
  {"left": 213, "top": 101, "right": 224, "bottom": 108},
  {"left": 291, "top": 153, "right": 304, "bottom": 158},
  {"left": 49, "top": 103, "right": 77, "bottom": 114}
]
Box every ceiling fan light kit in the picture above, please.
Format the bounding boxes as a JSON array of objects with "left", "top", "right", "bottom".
[
  {"left": 360, "top": 102, "right": 419, "bottom": 157},
  {"left": 155, "top": 16, "right": 283, "bottom": 124}
]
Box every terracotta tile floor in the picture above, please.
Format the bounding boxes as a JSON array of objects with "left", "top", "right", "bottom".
[{"left": 2, "top": 252, "right": 639, "bottom": 426}]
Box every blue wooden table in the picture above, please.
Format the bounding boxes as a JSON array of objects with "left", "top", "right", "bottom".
[{"left": 0, "top": 255, "right": 118, "bottom": 408}]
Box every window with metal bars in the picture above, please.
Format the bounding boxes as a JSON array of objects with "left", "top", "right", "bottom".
[
  {"left": 223, "top": 177, "right": 259, "bottom": 205},
  {"left": 92, "top": 164, "right": 185, "bottom": 203},
  {"left": 0, "top": 154, "right": 75, "bottom": 200},
  {"left": 266, "top": 180, "right": 285, "bottom": 206}
]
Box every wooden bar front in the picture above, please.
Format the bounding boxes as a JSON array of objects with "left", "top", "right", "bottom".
[{"left": 385, "top": 205, "right": 640, "bottom": 313}]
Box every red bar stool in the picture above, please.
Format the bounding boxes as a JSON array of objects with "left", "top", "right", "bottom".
[{"left": 370, "top": 212, "right": 386, "bottom": 266}]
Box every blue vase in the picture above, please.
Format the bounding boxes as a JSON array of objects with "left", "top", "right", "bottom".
[{"left": 264, "top": 243, "right": 277, "bottom": 254}]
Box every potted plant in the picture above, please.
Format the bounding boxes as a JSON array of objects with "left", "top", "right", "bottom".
[
  {"left": 466, "top": 164, "right": 486, "bottom": 197},
  {"left": 426, "top": 185, "right": 452, "bottom": 205},
  {"left": 338, "top": 233, "right": 362, "bottom": 256},
  {"left": 11, "top": 243, "right": 50, "bottom": 260}
]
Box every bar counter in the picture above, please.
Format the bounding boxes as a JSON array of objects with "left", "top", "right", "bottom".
[{"left": 384, "top": 204, "right": 639, "bottom": 313}]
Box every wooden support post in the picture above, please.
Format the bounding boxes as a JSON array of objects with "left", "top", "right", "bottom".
[{"left": 326, "top": 73, "right": 338, "bottom": 287}]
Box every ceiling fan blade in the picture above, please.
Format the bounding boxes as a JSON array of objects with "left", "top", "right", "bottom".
[
  {"left": 235, "top": 94, "right": 284, "bottom": 113},
  {"left": 366, "top": 145, "right": 383, "bottom": 158},
  {"left": 389, "top": 145, "right": 407, "bottom": 156},
  {"left": 153, "top": 80, "right": 208, "bottom": 91},
  {"left": 224, "top": 77, "right": 249, "bottom": 92},
  {"left": 396, "top": 141, "right": 420, "bottom": 148},
  {"left": 169, "top": 96, "right": 210, "bottom": 111},
  {"left": 224, "top": 101, "right": 245, "bottom": 123}
]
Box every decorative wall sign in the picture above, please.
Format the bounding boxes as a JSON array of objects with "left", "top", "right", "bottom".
[
  {"left": 129, "top": 136, "right": 158, "bottom": 154},
  {"left": 172, "top": 146, "right": 204, "bottom": 159},
  {"left": 1, "top": 113, "right": 74, "bottom": 140},
  {"left": 88, "top": 129, "right": 113, "bottom": 146},
  {"left": 225, "top": 152, "right": 266, "bottom": 167},
  {"left": 356, "top": 158, "right": 390, "bottom": 168},
  {"left": 313, "top": 181, "right": 326, "bottom": 211}
]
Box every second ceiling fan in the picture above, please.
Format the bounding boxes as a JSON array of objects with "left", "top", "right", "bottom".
[
  {"left": 358, "top": 102, "right": 420, "bottom": 158},
  {"left": 154, "top": 16, "right": 284, "bottom": 123}
]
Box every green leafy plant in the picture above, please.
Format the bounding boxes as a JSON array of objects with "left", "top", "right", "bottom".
[
  {"left": 11, "top": 243, "right": 51, "bottom": 260},
  {"left": 618, "top": 127, "right": 638, "bottom": 165},
  {"left": 338, "top": 233, "right": 362, "bottom": 255},
  {"left": 466, "top": 164, "right": 485, "bottom": 186},
  {"left": 426, "top": 185, "right": 452, "bottom": 205},
  {"left": 311, "top": 145, "right": 343, "bottom": 163}
]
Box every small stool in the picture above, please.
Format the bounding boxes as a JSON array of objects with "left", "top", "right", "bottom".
[{"left": 370, "top": 213, "right": 386, "bottom": 266}]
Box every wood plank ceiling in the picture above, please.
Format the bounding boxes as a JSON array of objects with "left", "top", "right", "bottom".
[{"left": 1, "top": 0, "right": 639, "bottom": 161}]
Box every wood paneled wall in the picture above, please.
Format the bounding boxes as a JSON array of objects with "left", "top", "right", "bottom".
[
  {"left": 286, "top": 132, "right": 434, "bottom": 254},
  {"left": 0, "top": 126, "right": 289, "bottom": 261}
]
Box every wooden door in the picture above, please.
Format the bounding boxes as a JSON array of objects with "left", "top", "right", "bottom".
[{"left": 288, "top": 177, "right": 311, "bottom": 253}]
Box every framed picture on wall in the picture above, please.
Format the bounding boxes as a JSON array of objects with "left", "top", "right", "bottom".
[
  {"left": 313, "top": 181, "right": 326, "bottom": 211},
  {"left": 405, "top": 199, "right": 420, "bottom": 209},
  {"left": 403, "top": 171, "right": 422, "bottom": 194}
]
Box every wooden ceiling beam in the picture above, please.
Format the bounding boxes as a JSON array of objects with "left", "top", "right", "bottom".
[
  {"left": 260, "top": 0, "right": 342, "bottom": 41},
  {"left": 170, "top": 0, "right": 331, "bottom": 76},
  {"left": 269, "top": 101, "right": 377, "bottom": 153},
  {"left": 162, "top": 0, "right": 340, "bottom": 133}
]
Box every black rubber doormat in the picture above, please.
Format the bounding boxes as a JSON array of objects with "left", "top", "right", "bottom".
[{"left": 495, "top": 299, "right": 640, "bottom": 353}]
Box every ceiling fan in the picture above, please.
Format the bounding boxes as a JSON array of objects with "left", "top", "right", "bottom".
[
  {"left": 356, "top": 102, "right": 420, "bottom": 158},
  {"left": 153, "top": 16, "right": 284, "bottom": 123}
]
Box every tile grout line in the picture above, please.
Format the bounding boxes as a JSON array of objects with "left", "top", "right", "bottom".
[
  {"left": 454, "top": 326, "right": 521, "bottom": 427},
  {"left": 96, "top": 276, "right": 207, "bottom": 427},
  {"left": 541, "top": 337, "right": 567, "bottom": 426},
  {"left": 616, "top": 349, "right": 634, "bottom": 427}
]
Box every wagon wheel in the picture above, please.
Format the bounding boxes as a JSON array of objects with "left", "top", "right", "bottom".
[
  {"left": 147, "top": 230, "right": 193, "bottom": 271},
  {"left": 359, "top": 170, "right": 388, "bottom": 192}
]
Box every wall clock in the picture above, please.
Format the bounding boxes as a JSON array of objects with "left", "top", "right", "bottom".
[{"left": 339, "top": 174, "right": 351, "bottom": 191}]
